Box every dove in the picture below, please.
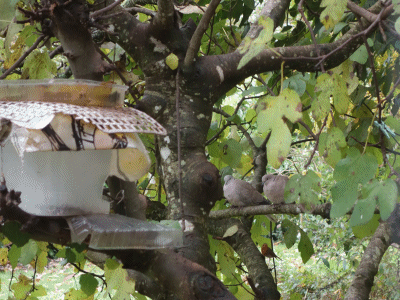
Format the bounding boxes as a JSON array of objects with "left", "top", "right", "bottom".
[
  {"left": 262, "top": 174, "right": 289, "bottom": 204},
  {"left": 223, "top": 175, "right": 269, "bottom": 207}
]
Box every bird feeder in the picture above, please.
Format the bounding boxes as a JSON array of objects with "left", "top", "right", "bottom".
[
  {"left": 0, "top": 79, "right": 166, "bottom": 217},
  {"left": 0, "top": 79, "right": 183, "bottom": 250}
]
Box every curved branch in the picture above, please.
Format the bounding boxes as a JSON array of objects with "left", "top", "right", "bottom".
[
  {"left": 344, "top": 220, "right": 392, "bottom": 299},
  {"left": 91, "top": 0, "right": 124, "bottom": 19},
  {"left": 183, "top": 0, "right": 222, "bottom": 69}
]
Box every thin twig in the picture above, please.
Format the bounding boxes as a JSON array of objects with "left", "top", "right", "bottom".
[
  {"left": 205, "top": 123, "right": 229, "bottom": 146},
  {"left": 0, "top": 35, "right": 46, "bottom": 80},
  {"left": 93, "top": 43, "right": 141, "bottom": 101},
  {"left": 291, "top": 138, "right": 315, "bottom": 146},
  {"left": 314, "top": 6, "right": 387, "bottom": 69},
  {"left": 49, "top": 45, "right": 63, "bottom": 59},
  {"left": 70, "top": 262, "right": 107, "bottom": 285},
  {"left": 183, "top": 0, "right": 222, "bottom": 68},
  {"left": 298, "top": 120, "right": 317, "bottom": 139},
  {"left": 212, "top": 107, "right": 257, "bottom": 151},
  {"left": 125, "top": 6, "right": 156, "bottom": 16},
  {"left": 298, "top": 0, "right": 324, "bottom": 72},
  {"left": 91, "top": 0, "right": 124, "bottom": 19},
  {"left": 304, "top": 114, "right": 328, "bottom": 169}
]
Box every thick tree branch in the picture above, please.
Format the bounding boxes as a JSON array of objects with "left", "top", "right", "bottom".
[
  {"left": 344, "top": 220, "right": 392, "bottom": 299},
  {"left": 183, "top": 0, "right": 222, "bottom": 69},
  {"left": 153, "top": 0, "right": 175, "bottom": 30},
  {"left": 46, "top": 0, "right": 109, "bottom": 80},
  {"left": 94, "top": 0, "right": 148, "bottom": 59},
  {"left": 242, "top": 0, "right": 291, "bottom": 43},
  {"left": 209, "top": 203, "right": 332, "bottom": 220},
  {"left": 200, "top": 0, "right": 394, "bottom": 101},
  {"left": 209, "top": 219, "right": 281, "bottom": 300}
]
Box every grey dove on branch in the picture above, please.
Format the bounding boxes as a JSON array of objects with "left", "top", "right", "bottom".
[
  {"left": 223, "top": 175, "right": 270, "bottom": 207},
  {"left": 262, "top": 174, "right": 289, "bottom": 204}
]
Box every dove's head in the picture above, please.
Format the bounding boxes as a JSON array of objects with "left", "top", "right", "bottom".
[
  {"left": 224, "top": 175, "right": 233, "bottom": 184},
  {"left": 262, "top": 174, "right": 275, "bottom": 185}
]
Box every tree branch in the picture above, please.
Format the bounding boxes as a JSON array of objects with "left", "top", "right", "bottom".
[
  {"left": 153, "top": 0, "right": 175, "bottom": 30},
  {"left": 91, "top": 0, "right": 124, "bottom": 19},
  {"left": 344, "top": 220, "right": 392, "bottom": 299},
  {"left": 208, "top": 219, "right": 281, "bottom": 300},
  {"left": 242, "top": 0, "right": 291, "bottom": 43},
  {"left": 209, "top": 203, "right": 332, "bottom": 220},
  {"left": 200, "top": 0, "right": 394, "bottom": 101},
  {"left": 183, "top": 0, "right": 222, "bottom": 69}
]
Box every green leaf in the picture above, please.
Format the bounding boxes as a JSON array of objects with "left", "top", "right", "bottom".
[
  {"left": 238, "top": 42, "right": 265, "bottom": 70},
  {"left": 36, "top": 251, "right": 48, "bottom": 273},
  {"left": 0, "top": 0, "right": 19, "bottom": 31},
  {"left": 219, "top": 139, "right": 243, "bottom": 167},
  {"left": 396, "top": 17, "right": 400, "bottom": 34},
  {"left": 20, "top": 240, "right": 38, "bottom": 265},
  {"left": 8, "top": 244, "right": 21, "bottom": 269},
  {"left": 282, "top": 73, "right": 309, "bottom": 96},
  {"left": 352, "top": 214, "right": 380, "bottom": 238},
  {"left": 349, "top": 197, "right": 376, "bottom": 227},
  {"left": 315, "top": 73, "right": 350, "bottom": 118},
  {"left": 21, "top": 49, "right": 57, "bottom": 79},
  {"left": 298, "top": 231, "right": 314, "bottom": 263},
  {"left": 242, "top": 86, "right": 267, "bottom": 96},
  {"left": 64, "top": 288, "right": 89, "bottom": 300},
  {"left": 245, "top": 108, "right": 257, "bottom": 123},
  {"left": 282, "top": 219, "right": 298, "bottom": 249},
  {"left": 80, "top": 273, "right": 98, "bottom": 296},
  {"left": 104, "top": 258, "right": 135, "bottom": 298},
  {"left": 2, "top": 221, "right": 29, "bottom": 247},
  {"left": 237, "top": 17, "right": 273, "bottom": 70},
  {"left": 251, "top": 215, "right": 272, "bottom": 246},
  {"left": 31, "top": 285, "right": 47, "bottom": 297},
  {"left": 318, "top": 127, "right": 347, "bottom": 167},
  {"left": 216, "top": 241, "right": 236, "bottom": 280},
  {"left": 267, "top": 124, "right": 292, "bottom": 168},
  {"left": 285, "top": 171, "right": 322, "bottom": 210},
  {"left": 290, "top": 293, "right": 304, "bottom": 300},
  {"left": 349, "top": 45, "right": 368, "bottom": 64},
  {"left": 257, "top": 89, "right": 302, "bottom": 168},
  {"left": 320, "top": 0, "right": 347, "bottom": 29},
  {"left": 377, "top": 179, "right": 398, "bottom": 221},
  {"left": 330, "top": 180, "right": 358, "bottom": 218},
  {"left": 11, "top": 274, "right": 32, "bottom": 299},
  {"left": 334, "top": 148, "right": 378, "bottom": 184},
  {"left": 321, "top": 258, "right": 330, "bottom": 269},
  {"left": 331, "top": 148, "right": 378, "bottom": 219}
]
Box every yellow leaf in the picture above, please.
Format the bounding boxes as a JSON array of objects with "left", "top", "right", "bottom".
[{"left": 166, "top": 53, "right": 179, "bottom": 70}]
